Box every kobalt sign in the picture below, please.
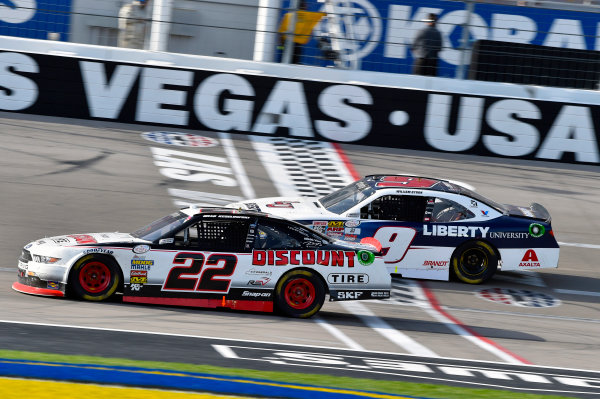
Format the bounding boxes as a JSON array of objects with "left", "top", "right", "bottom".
[
  {"left": 1, "top": 51, "right": 599, "bottom": 164},
  {"left": 302, "top": 0, "right": 600, "bottom": 75}
]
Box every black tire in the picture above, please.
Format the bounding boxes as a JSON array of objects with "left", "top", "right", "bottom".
[
  {"left": 452, "top": 241, "right": 498, "bottom": 284},
  {"left": 69, "top": 255, "right": 120, "bottom": 301},
  {"left": 275, "top": 270, "right": 325, "bottom": 318}
]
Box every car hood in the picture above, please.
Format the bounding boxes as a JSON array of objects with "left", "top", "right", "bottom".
[
  {"left": 25, "top": 232, "right": 142, "bottom": 250},
  {"left": 228, "top": 197, "right": 336, "bottom": 219}
]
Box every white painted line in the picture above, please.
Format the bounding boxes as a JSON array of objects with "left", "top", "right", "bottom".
[
  {"left": 212, "top": 344, "right": 239, "bottom": 359},
  {"left": 218, "top": 132, "right": 256, "bottom": 199},
  {"left": 0, "top": 267, "right": 14, "bottom": 272},
  {"left": 313, "top": 316, "right": 365, "bottom": 351},
  {"left": 554, "top": 289, "right": 600, "bottom": 297},
  {"left": 558, "top": 241, "right": 600, "bottom": 250},
  {"left": 340, "top": 302, "right": 438, "bottom": 357}
]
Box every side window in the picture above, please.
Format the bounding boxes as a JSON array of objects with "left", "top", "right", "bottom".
[
  {"left": 430, "top": 198, "right": 475, "bottom": 222},
  {"left": 175, "top": 220, "right": 250, "bottom": 252},
  {"left": 360, "top": 195, "right": 427, "bottom": 222},
  {"left": 254, "top": 221, "right": 325, "bottom": 250}
]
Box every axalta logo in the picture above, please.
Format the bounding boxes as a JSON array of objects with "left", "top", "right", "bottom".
[
  {"left": 252, "top": 250, "right": 356, "bottom": 267},
  {"left": 422, "top": 225, "right": 489, "bottom": 238},
  {"left": 519, "top": 250, "right": 541, "bottom": 267}
]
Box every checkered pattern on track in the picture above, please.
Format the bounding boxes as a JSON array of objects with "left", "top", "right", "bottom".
[{"left": 250, "top": 136, "right": 356, "bottom": 197}]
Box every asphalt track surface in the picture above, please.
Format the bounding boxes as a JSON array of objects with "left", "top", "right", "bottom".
[{"left": 1, "top": 112, "right": 599, "bottom": 396}]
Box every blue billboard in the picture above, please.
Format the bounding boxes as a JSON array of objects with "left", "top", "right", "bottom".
[
  {"left": 287, "top": 0, "right": 600, "bottom": 77},
  {"left": 0, "top": 0, "right": 72, "bottom": 41}
]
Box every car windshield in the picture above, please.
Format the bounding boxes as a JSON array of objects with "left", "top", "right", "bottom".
[
  {"left": 131, "top": 211, "right": 189, "bottom": 241},
  {"left": 319, "top": 180, "right": 376, "bottom": 214}
]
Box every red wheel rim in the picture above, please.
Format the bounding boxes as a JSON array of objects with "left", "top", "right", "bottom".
[
  {"left": 79, "top": 261, "right": 111, "bottom": 293},
  {"left": 284, "top": 278, "right": 315, "bottom": 310}
]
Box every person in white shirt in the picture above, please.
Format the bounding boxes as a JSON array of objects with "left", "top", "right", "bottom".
[{"left": 118, "top": 0, "right": 150, "bottom": 49}]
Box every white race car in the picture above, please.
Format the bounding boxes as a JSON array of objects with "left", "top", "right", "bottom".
[
  {"left": 14, "top": 207, "right": 390, "bottom": 318},
  {"left": 229, "top": 175, "right": 560, "bottom": 284}
]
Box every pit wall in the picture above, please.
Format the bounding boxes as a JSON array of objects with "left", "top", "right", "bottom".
[{"left": 1, "top": 37, "right": 599, "bottom": 165}]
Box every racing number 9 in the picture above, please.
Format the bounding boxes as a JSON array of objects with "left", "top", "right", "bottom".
[
  {"left": 372, "top": 227, "right": 416, "bottom": 263},
  {"left": 163, "top": 253, "right": 237, "bottom": 292}
]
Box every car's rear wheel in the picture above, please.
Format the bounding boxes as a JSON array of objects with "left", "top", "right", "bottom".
[
  {"left": 275, "top": 270, "right": 325, "bottom": 318},
  {"left": 69, "top": 255, "right": 120, "bottom": 301},
  {"left": 452, "top": 241, "right": 498, "bottom": 284}
]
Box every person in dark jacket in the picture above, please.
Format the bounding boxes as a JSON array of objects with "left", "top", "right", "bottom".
[{"left": 411, "top": 13, "right": 442, "bottom": 76}]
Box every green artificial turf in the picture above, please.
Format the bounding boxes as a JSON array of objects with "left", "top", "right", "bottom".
[{"left": 0, "top": 349, "right": 576, "bottom": 399}]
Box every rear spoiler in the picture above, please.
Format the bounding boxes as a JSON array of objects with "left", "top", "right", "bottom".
[{"left": 530, "top": 203, "right": 551, "bottom": 223}]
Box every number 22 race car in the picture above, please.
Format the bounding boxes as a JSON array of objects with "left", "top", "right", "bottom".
[
  {"left": 229, "top": 175, "right": 560, "bottom": 284},
  {"left": 14, "top": 207, "right": 390, "bottom": 318}
]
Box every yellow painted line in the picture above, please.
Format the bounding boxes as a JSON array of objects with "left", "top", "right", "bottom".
[{"left": 0, "top": 377, "right": 243, "bottom": 399}]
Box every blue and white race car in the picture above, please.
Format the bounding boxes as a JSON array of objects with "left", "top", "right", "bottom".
[{"left": 229, "top": 175, "right": 560, "bottom": 284}]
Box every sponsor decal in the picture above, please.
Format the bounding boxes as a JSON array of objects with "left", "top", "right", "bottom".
[
  {"left": 477, "top": 288, "right": 560, "bottom": 308},
  {"left": 246, "top": 268, "right": 273, "bottom": 277},
  {"left": 313, "top": 221, "right": 328, "bottom": 226},
  {"left": 130, "top": 283, "right": 143, "bottom": 291},
  {"left": 345, "top": 220, "right": 360, "bottom": 228},
  {"left": 142, "top": 131, "right": 219, "bottom": 147},
  {"left": 336, "top": 291, "right": 363, "bottom": 299},
  {"left": 131, "top": 259, "right": 154, "bottom": 270},
  {"left": 68, "top": 235, "right": 97, "bottom": 245},
  {"left": 133, "top": 244, "right": 150, "bottom": 254},
  {"left": 488, "top": 231, "right": 529, "bottom": 239},
  {"left": 24, "top": 243, "right": 32, "bottom": 249},
  {"left": 252, "top": 250, "right": 356, "bottom": 267},
  {"left": 266, "top": 201, "right": 298, "bottom": 208},
  {"left": 248, "top": 278, "right": 271, "bottom": 286},
  {"left": 480, "top": 210, "right": 489, "bottom": 216},
  {"left": 423, "top": 260, "right": 448, "bottom": 267},
  {"left": 159, "top": 238, "right": 174, "bottom": 244},
  {"left": 470, "top": 200, "right": 478, "bottom": 207},
  {"left": 357, "top": 250, "right": 374, "bottom": 266},
  {"left": 245, "top": 203, "right": 261, "bottom": 212},
  {"left": 47, "top": 281, "right": 59, "bottom": 289},
  {"left": 422, "top": 225, "right": 489, "bottom": 238},
  {"left": 83, "top": 248, "right": 114, "bottom": 255},
  {"left": 242, "top": 291, "right": 271, "bottom": 298},
  {"left": 52, "top": 237, "right": 70, "bottom": 244},
  {"left": 328, "top": 221, "right": 345, "bottom": 228},
  {"left": 345, "top": 227, "right": 361, "bottom": 234},
  {"left": 327, "top": 273, "right": 369, "bottom": 284},
  {"left": 393, "top": 190, "right": 423, "bottom": 195},
  {"left": 529, "top": 223, "right": 546, "bottom": 238},
  {"left": 519, "top": 249, "right": 541, "bottom": 267},
  {"left": 344, "top": 234, "right": 358, "bottom": 241},
  {"left": 370, "top": 291, "right": 389, "bottom": 298},
  {"left": 130, "top": 270, "right": 148, "bottom": 284},
  {"left": 18, "top": 261, "right": 27, "bottom": 270}
]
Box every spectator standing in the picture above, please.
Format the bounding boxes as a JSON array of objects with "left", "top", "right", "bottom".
[
  {"left": 411, "top": 13, "right": 442, "bottom": 76},
  {"left": 118, "top": 0, "right": 151, "bottom": 49}
]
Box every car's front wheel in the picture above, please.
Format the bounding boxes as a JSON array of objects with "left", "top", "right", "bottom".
[
  {"left": 452, "top": 241, "right": 498, "bottom": 284},
  {"left": 275, "top": 270, "right": 325, "bottom": 318},
  {"left": 69, "top": 255, "right": 120, "bottom": 301}
]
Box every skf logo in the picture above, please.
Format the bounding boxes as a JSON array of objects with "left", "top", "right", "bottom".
[
  {"left": 519, "top": 250, "right": 541, "bottom": 267},
  {"left": 337, "top": 291, "right": 363, "bottom": 299}
]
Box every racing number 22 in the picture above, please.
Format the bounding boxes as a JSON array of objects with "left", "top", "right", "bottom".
[{"left": 163, "top": 253, "right": 237, "bottom": 292}]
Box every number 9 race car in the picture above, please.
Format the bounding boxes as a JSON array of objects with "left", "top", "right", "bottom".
[
  {"left": 228, "top": 175, "right": 560, "bottom": 284},
  {"left": 13, "top": 207, "right": 390, "bottom": 318}
]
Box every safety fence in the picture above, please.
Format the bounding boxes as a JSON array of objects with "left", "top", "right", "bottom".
[{"left": 2, "top": 0, "right": 600, "bottom": 86}]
